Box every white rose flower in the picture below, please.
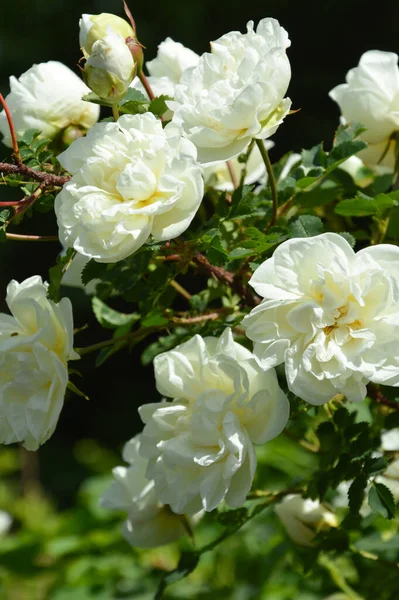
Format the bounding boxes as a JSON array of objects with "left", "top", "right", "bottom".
[
  {"left": 0, "top": 510, "right": 12, "bottom": 536},
  {"left": 381, "top": 428, "right": 399, "bottom": 452},
  {"left": 146, "top": 37, "right": 200, "bottom": 84},
  {"left": 329, "top": 50, "right": 399, "bottom": 169},
  {"left": 242, "top": 233, "right": 399, "bottom": 405},
  {"left": 138, "top": 328, "right": 289, "bottom": 515},
  {"left": 54, "top": 112, "right": 204, "bottom": 263},
  {"left": 0, "top": 276, "right": 78, "bottom": 450},
  {"left": 203, "top": 141, "right": 273, "bottom": 192},
  {"left": 100, "top": 435, "right": 199, "bottom": 548},
  {"left": 169, "top": 18, "right": 291, "bottom": 163},
  {"left": 275, "top": 494, "right": 338, "bottom": 546},
  {"left": 131, "top": 37, "right": 200, "bottom": 120},
  {"left": 0, "top": 62, "right": 99, "bottom": 148}
]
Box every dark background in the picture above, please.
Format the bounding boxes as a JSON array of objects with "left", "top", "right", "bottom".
[{"left": 0, "top": 0, "right": 398, "bottom": 501}]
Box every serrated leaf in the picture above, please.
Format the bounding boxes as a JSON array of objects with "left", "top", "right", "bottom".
[
  {"left": 333, "top": 121, "right": 366, "bottom": 146},
  {"left": 335, "top": 192, "right": 396, "bottom": 217},
  {"left": 149, "top": 95, "right": 173, "bottom": 117},
  {"left": 119, "top": 88, "right": 149, "bottom": 115},
  {"left": 290, "top": 215, "right": 323, "bottom": 238},
  {"left": 92, "top": 297, "right": 139, "bottom": 329},
  {"left": 338, "top": 231, "right": 356, "bottom": 248},
  {"left": 328, "top": 140, "right": 367, "bottom": 164},
  {"left": 368, "top": 482, "right": 396, "bottom": 519},
  {"left": 348, "top": 475, "right": 368, "bottom": 514},
  {"left": 81, "top": 259, "right": 107, "bottom": 286},
  {"left": 206, "top": 234, "right": 228, "bottom": 266},
  {"left": 364, "top": 456, "right": 388, "bottom": 475},
  {"left": 301, "top": 144, "right": 327, "bottom": 169}
]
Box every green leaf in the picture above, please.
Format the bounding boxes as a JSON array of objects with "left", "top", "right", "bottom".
[
  {"left": 18, "top": 128, "right": 41, "bottom": 145},
  {"left": 119, "top": 88, "right": 149, "bottom": 115},
  {"left": 217, "top": 507, "right": 248, "bottom": 527},
  {"left": 206, "top": 234, "right": 228, "bottom": 266},
  {"left": 348, "top": 475, "right": 368, "bottom": 514},
  {"left": 384, "top": 412, "right": 399, "bottom": 430},
  {"left": 338, "top": 231, "right": 356, "bottom": 248},
  {"left": 156, "top": 552, "right": 200, "bottom": 597},
  {"left": 328, "top": 140, "right": 367, "bottom": 164},
  {"left": 81, "top": 259, "right": 107, "bottom": 286},
  {"left": 364, "top": 456, "right": 388, "bottom": 476},
  {"left": 149, "top": 95, "right": 172, "bottom": 117},
  {"left": 368, "top": 482, "right": 396, "bottom": 519},
  {"left": 333, "top": 121, "right": 366, "bottom": 146},
  {"left": 92, "top": 297, "right": 139, "bottom": 329},
  {"left": 0, "top": 208, "right": 10, "bottom": 242},
  {"left": 335, "top": 192, "right": 396, "bottom": 217},
  {"left": 290, "top": 215, "right": 323, "bottom": 237},
  {"left": 228, "top": 185, "right": 256, "bottom": 219},
  {"left": 48, "top": 248, "right": 75, "bottom": 302},
  {"left": 301, "top": 143, "right": 327, "bottom": 169},
  {"left": 141, "top": 310, "right": 169, "bottom": 327}
]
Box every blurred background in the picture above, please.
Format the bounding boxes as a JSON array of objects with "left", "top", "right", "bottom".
[{"left": 0, "top": 1, "right": 398, "bottom": 597}]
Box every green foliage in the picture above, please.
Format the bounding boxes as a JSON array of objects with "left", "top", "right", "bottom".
[{"left": 368, "top": 483, "right": 396, "bottom": 519}]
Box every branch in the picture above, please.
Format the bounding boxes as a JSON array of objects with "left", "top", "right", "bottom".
[
  {"left": 6, "top": 233, "right": 59, "bottom": 242},
  {"left": 194, "top": 252, "right": 259, "bottom": 307},
  {"left": 0, "top": 93, "right": 21, "bottom": 162},
  {"left": 368, "top": 384, "right": 399, "bottom": 411},
  {"left": 226, "top": 160, "right": 238, "bottom": 190},
  {"left": 138, "top": 71, "right": 155, "bottom": 101},
  {"left": 0, "top": 162, "right": 70, "bottom": 187}
]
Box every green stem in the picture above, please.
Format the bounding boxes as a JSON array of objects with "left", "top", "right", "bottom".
[
  {"left": 256, "top": 139, "right": 278, "bottom": 228},
  {"left": 226, "top": 160, "right": 238, "bottom": 190},
  {"left": 112, "top": 104, "right": 120, "bottom": 121}
]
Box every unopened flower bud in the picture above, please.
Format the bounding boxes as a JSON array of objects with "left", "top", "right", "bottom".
[
  {"left": 83, "top": 29, "right": 137, "bottom": 102},
  {"left": 79, "top": 13, "right": 134, "bottom": 55}
]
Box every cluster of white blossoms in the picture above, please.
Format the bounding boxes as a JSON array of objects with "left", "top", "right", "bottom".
[
  {"left": 330, "top": 50, "right": 399, "bottom": 169},
  {"left": 0, "top": 61, "right": 99, "bottom": 147},
  {"left": 2, "top": 8, "right": 399, "bottom": 558},
  {"left": 54, "top": 113, "right": 204, "bottom": 262},
  {"left": 100, "top": 435, "right": 201, "bottom": 547},
  {"left": 243, "top": 233, "right": 399, "bottom": 404},
  {"left": 0, "top": 277, "right": 77, "bottom": 450}
]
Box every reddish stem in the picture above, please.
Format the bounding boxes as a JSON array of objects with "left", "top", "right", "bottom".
[
  {"left": 0, "top": 200, "right": 22, "bottom": 207},
  {"left": 6, "top": 232, "right": 59, "bottom": 242},
  {"left": 138, "top": 71, "right": 155, "bottom": 101},
  {"left": 226, "top": 160, "right": 238, "bottom": 190},
  {"left": 0, "top": 93, "right": 21, "bottom": 162}
]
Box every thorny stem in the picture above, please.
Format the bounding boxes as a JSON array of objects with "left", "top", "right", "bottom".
[
  {"left": 194, "top": 251, "right": 259, "bottom": 307},
  {"left": 0, "top": 162, "right": 70, "bottom": 187},
  {"left": 256, "top": 138, "right": 278, "bottom": 228},
  {"left": 139, "top": 70, "right": 155, "bottom": 101},
  {"left": 171, "top": 309, "right": 232, "bottom": 324},
  {"left": 368, "top": 383, "right": 399, "bottom": 411},
  {"left": 226, "top": 160, "right": 238, "bottom": 190},
  {"left": 0, "top": 93, "right": 21, "bottom": 162}
]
